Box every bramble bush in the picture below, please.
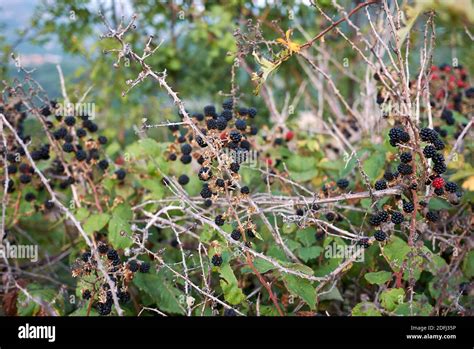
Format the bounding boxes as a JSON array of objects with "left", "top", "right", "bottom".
[{"left": 0, "top": 1, "right": 473, "bottom": 317}]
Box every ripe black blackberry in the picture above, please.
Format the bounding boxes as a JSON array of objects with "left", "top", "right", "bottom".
[
  {"left": 222, "top": 99, "right": 233, "bottom": 110},
  {"left": 7, "top": 165, "right": 18, "bottom": 174},
  {"left": 62, "top": 142, "right": 74, "bottom": 153},
  {"left": 204, "top": 199, "right": 212, "bottom": 207},
  {"left": 391, "top": 211, "right": 404, "bottom": 224},
  {"left": 235, "top": 119, "right": 247, "bottom": 131},
  {"left": 231, "top": 229, "right": 241, "bottom": 241},
  {"left": 357, "top": 238, "right": 370, "bottom": 249},
  {"left": 76, "top": 149, "right": 87, "bottom": 161},
  {"left": 19, "top": 174, "right": 31, "bottom": 184},
  {"left": 215, "top": 215, "right": 225, "bottom": 226},
  {"left": 419, "top": 127, "right": 438, "bottom": 143},
  {"left": 115, "top": 169, "right": 126, "bottom": 180},
  {"left": 193, "top": 113, "right": 204, "bottom": 121},
  {"left": 389, "top": 127, "right": 409, "bottom": 145},
  {"left": 53, "top": 127, "right": 68, "bottom": 140},
  {"left": 248, "top": 107, "right": 257, "bottom": 118},
  {"left": 128, "top": 260, "right": 139, "bottom": 272},
  {"left": 64, "top": 116, "right": 76, "bottom": 126},
  {"left": 206, "top": 119, "right": 217, "bottom": 130},
  {"left": 76, "top": 128, "right": 87, "bottom": 138},
  {"left": 433, "top": 139, "right": 445, "bottom": 150},
  {"left": 374, "top": 230, "right": 386, "bottom": 242},
  {"left": 426, "top": 211, "right": 439, "bottom": 222},
  {"left": 107, "top": 249, "right": 119, "bottom": 261},
  {"left": 177, "top": 135, "right": 186, "bottom": 143},
  {"left": 336, "top": 178, "right": 349, "bottom": 189},
  {"left": 25, "top": 192, "right": 36, "bottom": 202},
  {"left": 139, "top": 262, "right": 150, "bottom": 273},
  {"left": 311, "top": 203, "right": 320, "bottom": 211},
  {"left": 383, "top": 171, "right": 395, "bottom": 181},
  {"left": 216, "top": 117, "right": 227, "bottom": 131},
  {"left": 403, "top": 201, "right": 414, "bottom": 213},
  {"left": 200, "top": 184, "right": 213, "bottom": 199},
  {"left": 98, "top": 159, "right": 109, "bottom": 170},
  {"left": 98, "top": 136, "right": 108, "bottom": 145},
  {"left": 423, "top": 145, "right": 436, "bottom": 158},
  {"left": 400, "top": 152, "right": 412, "bottom": 163},
  {"left": 44, "top": 200, "right": 54, "bottom": 210},
  {"left": 222, "top": 110, "right": 233, "bottom": 121},
  {"left": 238, "top": 107, "right": 249, "bottom": 116},
  {"left": 204, "top": 105, "right": 217, "bottom": 116},
  {"left": 229, "top": 130, "right": 242, "bottom": 143},
  {"left": 374, "top": 179, "right": 387, "bottom": 190},
  {"left": 168, "top": 153, "right": 177, "bottom": 161},
  {"left": 181, "top": 143, "right": 192, "bottom": 155},
  {"left": 434, "top": 188, "right": 444, "bottom": 196},
  {"left": 398, "top": 163, "right": 413, "bottom": 175},
  {"left": 196, "top": 136, "right": 207, "bottom": 148},
  {"left": 445, "top": 181, "right": 458, "bottom": 193},
  {"left": 433, "top": 161, "right": 447, "bottom": 174},
  {"left": 98, "top": 243, "right": 109, "bottom": 254},
  {"left": 82, "top": 289, "right": 91, "bottom": 300},
  {"left": 325, "top": 212, "right": 335, "bottom": 221},
  {"left": 296, "top": 208, "right": 304, "bottom": 216},
  {"left": 178, "top": 174, "right": 189, "bottom": 185},
  {"left": 250, "top": 126, "right": 258, "bottom": 135},
  {"left": 211, "top": 254, "right": 223, "bottom": 267},
  {"left": 81, "top": 252, "right": 91, "bottom": 262},
  {"left": 215, "top": 178, "right": 225, "bottom": 188},
  {"left": 118, "top": 291, "right": 131, "bottom": 304},
  {"left": 240, "top": 186, "right": 249, "bottom": 194},
  {"left": 180, "top": 154, "right": 192, "bottom": 164},
  {"left": 97, "top": 302, "right": 112, "bottom": 316},
  {"left": 230, "top": 162, "right": 240, "bottom": 173},
  {"left": 168, "top": 124, "right": 180, "bottom": 132}
]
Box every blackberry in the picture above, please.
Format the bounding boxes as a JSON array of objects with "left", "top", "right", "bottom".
[
  {"left": 400, "top": 152, "right": 412, "bottom": 163},
  {"left": 296, "top": 208, "right": 304, "bottom": 216},
  {"left": 168, "top": 124, "right": 180, "bottom": 132},
  {"left": 76, "top": 128, "right": 87, "bottom": 138},
  {"left": 62, "top": 142, "right": 74, "bottom": 153},
  {"left": 374, "top": 179, "right": 387, "bottom": 190},
  {"left": 178, "top": 174, "right": 189, "bottom": 185},
  {"left": 97, "top": 302, "right": 112, "bottom": 316},
  {"left": 19, "top": 174, "right": 31, "bottom": 184},
  {"left": 336, "top": 178, "right": 349, "bottom": 189},
  {"left": 311, "top": 203, "right": 320, "bottom": 211},
  {"left": 204, "top": 105, "right": 216, "bottom": 116},
  {"left": 44, "top": 200, "right": 54, "bottom": 210},
  {"left": 445, "top": 181, "right": 458, "bottom": 193},
  {"left": 139, "top": 262, "right": 150, "bottom": 273},
  {"left": 229, "top": 130, "right": 242, "bottom": 143},
  {"left": 82, "top": 289, "right": 91, "bottom": 300},
  {"left": 240, "top": 186, "right": 249, "bottom": 194},
  {"left": 98, "top": 136, "right": 108, "bottom": 145},
  {"left": 432, "top": 177, "right": 445, "bottom": 189},
  {"left": 25, "top": 192, "right": 36, "bottom": 202},
  {"left": 224, "top": 309, "right": 237, "bottom": 316},
  {"left": 31, "top": 150, "right": 42, "bottom": 161},
  {"left": 238, "top": 107, "right": 249, "bottom": 116},
  {"left": 200, "top": 184, "right": 213, "bottom": 199},
  {"left": 53, "top": 127, "right": 68, "bottom": 140},
  {"left": 433, "top": 161, "right": 446, "bottom": 174},
  {"left": 204, "top": 199, "right": 213, "bottom": 207},
  {"left": 177, "top": 135, "right": 186, "bottom": 143},
  {"left": 222, "top": 99, "right": 233, "bottom": 110},
  {"left": 383, "top": 171, "right": 395, "bottom": 181},
  {"left": 274, "top": 138, "right": 283, "bottom": 145},
  {"left": 434, "top": 188, "right": 444, "bottom": 196},
  {"left": 431, "top": 152, "right": 444, "bottom": 164},
  {"left": 246, "top": 229, "right": 255, "bottom": 238},
  {"left": 391, "top": 211, "right": 404, "bottom": 224},
  {"left": 235, "top": 119, "right": 247, "bottom": 131},
  {"left": 81, "top": 252, "right": 91, "bottom": 262},
  {"left": 250, "top": 126, "right": 258, "bottom": 135},
  {"left": 98, "top": 159, "right": 109, "bottom": 170},
  {"left": 198, "top": 167, "right": 212, "bottom": 181},
  {"left": 206, "top": 119, "right": 217, "bottom": 130},
  {"left": 118, "top": 291, "right": 131, "bottom": 304},
  {"left": 423, "top": 145, "right": 436, "bottom": 158},
  {"left": 398, "top": 163, "right": 413, "bottom": 175},
  {"left": 216, "top": 117, "right": 227, "bottom": 131},
  {"left": 426, "top": 211, "right": 439, "bottom": 222},
  {"left": 248, "top": 107, "right": 257, "bottom": 118},
  {"left": 181, "top": 143, "right": 192, "bottom": 155},
  {"left": 7, "top": 165, "right": 17, "bottom": 174},
  {"left": 196, "top": 136, "right": 207, "bottom": 148},
  {"left": 230, "top": 162, "right": 240, "bottom": 173},
  {"left": 168, "top": 153, "right": 177, "bottom": 161},
  {"left": 215, "top": 215, "right": 225, "bottom": 226},
  {"left": 374, "top": 230, "right": 386, "bottom": 242},
  {"left": 115, "top": 169, "right": 126, "bottom": 180},
  {"left": 76, "top": 150, "right": 87, "bottom": 161},
  {"left": 357, "top": 238, "right": 370, "bottom": 249},
  {"left": 410, "top": 182, "right": 418, "bottom": 190},
  {"left": 180, "top": 154, "right": 192, "bottom": 164},
  {"left": 84, "top": 121, "right": 98, "bottom": 133},
  {"left": 466, "top": 87, "right": 474, "bottom": 98},
  {"left": 98, "top": 243, "right": 109, "bottom": 254},
  {"left": 215, "top": 178, "right": 225, "bottom": 188},
  {"left": 107, "top": 249, "right": 119, "bottom": 261},
  {"left": 240, "top": 140, "right": 251, "bottom": 151},
  {"left": 325, "top": 212, "right": 335, "bottom": 221},
  {"left": 193, "top": 113, "right": 204, "bottom": 121},
  {"left": 403, "top": 201, "right": 414, "bottom": 213},
  {"left": 433, "top": 139, "right": 445, "bottom": 150},
  {"left": 64, "top": 116, "right": 76, "bottom": 126},
  {"left": 64, "top": 134, "right": 73, "bottom": 143},
  {"left": 128, "top": 260, "right": 139, "bottom": 272},
  {"left": 211, "top": 254, "right": 223, "bottom": 267},
  {"left": 231, "top": 229, "right": 241, "bottom": 241},
  {"left": 197, "top": 156, "right": 205, "bottom": 165}
]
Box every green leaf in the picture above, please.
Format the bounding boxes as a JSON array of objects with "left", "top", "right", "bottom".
[
  {"left": 383, "top": 236, "right": 411, "bottom": 272},
  {"left": 253, "top": 258, "right": 276, "bottom": 274},
  {"left": 282, "top": 274, "right": 316, "bottom": 310},
  {"left": 218, "top": 264, "right": 246, "bottom": 305},
  {"left": 351, "top": 302, "right": 382, "bottom": 316},
  {"left": 363, "top": 151, "right": 385, "bottom": 179},
  {"left": 75, "top": 207, "right": 90, "bottom": 221},
  {"left": 297, "top": 246, "right": 323, "bottom": 263},
  {"left": 108, "top": 204, "right": 133, "bottom": 249},
  {"left": 139, "top": 138, "right": 163, "bottom": 158},
  {"left": 133, "top": 271, "right": 185, "bottom": 315},
  {"left": 364, "top": 271, "right": 392, "bottom": 285},
  {"left": 286, "top": 155, "right": 316, "bottom": 172},
  {"left": 380, "top": 288, "right": 405, "bottom": 312},
  {"left": 83, "top": 213, "right": 110, "bottom": 235},
  {"left": 462, "top": 250, "right": 474, "bottom": 278}
]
